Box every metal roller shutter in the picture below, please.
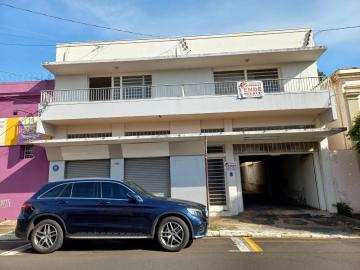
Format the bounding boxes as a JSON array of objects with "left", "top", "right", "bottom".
[
  {"left": 124, "top": 158, "right": 170, "bottom": 197},
  {"left": 65, "top": 160, "right": 110, "bottom": 179}
]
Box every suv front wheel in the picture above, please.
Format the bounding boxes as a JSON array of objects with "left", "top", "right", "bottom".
[
  {"left": 157, "top": 216, "right": 190, "bottom": 252},
  {"left": 31, "top": 219, "right": 64, "bottom": 254}
]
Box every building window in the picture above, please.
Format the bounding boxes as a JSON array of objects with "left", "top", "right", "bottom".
[
  {"left": 125, "top": 130, "right": 170, "bottom": 136},
  {"left": 201, "top": 128, "right": 224, "bottom": 133},
  {"left": 67, "top": 133, "right": 112, "bottom": 139},
  {"left": 246, "top": 69, "right": 279, "bottom": 93},
  {"left": 213, "top": 68, "right": 280, "bottom": 94},
  {"left": 20, "top": 145, "right": 34, "bottom": 159},
  {"left": 207, "top": 145, "right": 225, "bottom": 154},
  {"left": 232, "top": 125, "right": 315, "bottom": 132},
  {"left": 114, "top": 75, "right": 152, "bottom": 100}
]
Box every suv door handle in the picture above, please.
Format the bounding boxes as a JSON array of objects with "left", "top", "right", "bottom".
[
  {"left": 58, "top": 201, "right": 68, "bottom": 205},
  {"left": 99, "top": 201, "right": 111, "bottom": 205}
]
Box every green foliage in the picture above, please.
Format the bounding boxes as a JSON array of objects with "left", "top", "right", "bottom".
[
  {"left": 334, "top": 202, "right": 353, "bottom": 216},
  {"left": 348, "top": 113, "right": 360, "bottom": 153},
  {"left": 318, "top": 69, "right": 327, "bottom": 82}
]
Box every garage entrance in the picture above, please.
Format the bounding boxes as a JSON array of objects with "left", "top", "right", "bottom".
[
  {"left": 65, "top": 159, "right": 110, "bottom": 179},
  {"left": 239, "top": 154, "right": 320, "bottom": 210},
  {"left": 124, "top": 157, "right": 170, "bottom": 197}
]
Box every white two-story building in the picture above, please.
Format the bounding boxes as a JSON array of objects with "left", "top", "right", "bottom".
[{"left": 35, "top": 28, "right": 344, "bottom": 215}]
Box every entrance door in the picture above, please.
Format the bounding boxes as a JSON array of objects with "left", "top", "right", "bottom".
[{"left": 207, "top": 158, "right": 227, "bottom": 207}]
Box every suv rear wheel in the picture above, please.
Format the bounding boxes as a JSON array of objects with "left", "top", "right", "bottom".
[
  {"left": 157, "top": 216, "right": 190, "bottom": 252},
  {"left": 31, "top": 219, "right": 64, "bottom": 254}
]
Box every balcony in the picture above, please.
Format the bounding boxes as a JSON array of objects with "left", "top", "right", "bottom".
[{"left": 39, "top": 77, "right": 334, "bottom": 123}]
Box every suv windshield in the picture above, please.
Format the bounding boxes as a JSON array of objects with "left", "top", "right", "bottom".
[{"left": 124, "top": 180, "right": 155, "bottom": 198}]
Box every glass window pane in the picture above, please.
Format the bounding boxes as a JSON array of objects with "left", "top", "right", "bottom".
[
  {"left": 72, "top": 182, "right": 99, "bottom": 198},
  {"left": 41, "top": 184, "right": 67, "bottom": 198},
  {"left": 59, "top": 184, "right": 72, "bottom": 198},
  {"left": 102, "top": 182, "right": 128, "bottom": 199}
]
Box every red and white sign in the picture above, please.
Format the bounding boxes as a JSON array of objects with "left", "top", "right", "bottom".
[{"left": 237, "top": 81, "right": 264, "bottom": 98}]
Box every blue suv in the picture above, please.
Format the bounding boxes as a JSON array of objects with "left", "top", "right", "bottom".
[{"left": 15, "top": 178, "right": 208, "bottom": 253}]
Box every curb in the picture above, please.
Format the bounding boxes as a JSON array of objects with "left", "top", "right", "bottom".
[
  {"left": 0, "top": 232, "right": 19, "bottom": 241},
  {"left": 206, "top": 230, "right": 360, "bottom": 239},
  {"left": 1, "top": 230, "right": 359, "bottom": 241}
]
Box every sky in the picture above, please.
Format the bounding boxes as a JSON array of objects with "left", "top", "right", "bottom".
[{"left": 0, "top": 0, "right": 359, "bottom": 82}]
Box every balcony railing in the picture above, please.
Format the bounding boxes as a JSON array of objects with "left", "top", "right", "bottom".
[{"left": 40, "top": 77, "right": 331, "bottom": 105}]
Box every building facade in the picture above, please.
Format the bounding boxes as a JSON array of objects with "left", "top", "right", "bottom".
[
  {"left": 36, "top": 28, "right": 344, "bottom": 215},
  {"left": 0, "top": 80, "right": 54, "bottom": 220},
  {"left": 327, "top": 68, "right": 360, "bottom": 213}
]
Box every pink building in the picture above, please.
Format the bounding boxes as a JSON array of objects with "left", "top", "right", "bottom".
[{"left": 0, "top": 80, "right": 54, "bottom": 220}]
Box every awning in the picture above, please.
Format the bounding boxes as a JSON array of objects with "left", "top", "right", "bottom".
[{"left": 33, "top": 128, "right": 346, "bottom": 147}]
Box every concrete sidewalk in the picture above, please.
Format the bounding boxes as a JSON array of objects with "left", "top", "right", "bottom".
[
  {"left": 209, "top": 207, "right": 360, "bottom": 239},
  {"left": 0, "top": 220, "right": 18, "bottom": 240}
]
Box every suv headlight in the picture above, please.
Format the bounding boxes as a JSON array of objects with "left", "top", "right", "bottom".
[{"left": 187, "top": 208, "right": 203, "bottom": 218}]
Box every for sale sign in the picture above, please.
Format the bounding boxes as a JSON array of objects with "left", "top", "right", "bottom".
[{"left": 237, "top": 81, "right": 264, "bottom": 98}]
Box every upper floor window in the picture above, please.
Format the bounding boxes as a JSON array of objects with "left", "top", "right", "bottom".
[
  {"left": 89, "top": 77, "right": 112, "bottom": 101},
  {"left": 213, "top": 68, "right": 279, "bottom": 94},
  {"left": 247, "top": 69, "right": 279, "bottom": 93},
  {"left": 114, "top": 75, "right": 152, "bottom": 100},
  {"left": 67, "top": 133, "right": 112, "bottom": 139},
  {"left": 88, "top": 75, "right": 152, "bottom": 101},
  {"left": 125, "top": 130, "right": 170, "bottom": 136},
  {"left": 20, "top": 145, "right": 34, "bottom": 159}
]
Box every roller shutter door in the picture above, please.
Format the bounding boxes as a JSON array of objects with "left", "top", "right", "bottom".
[
  {"left": 65, "top": 160, "right": 110, "bottom": 179},
  {"left": 124, "top": 158, "right": 170, "bottom": 197}
]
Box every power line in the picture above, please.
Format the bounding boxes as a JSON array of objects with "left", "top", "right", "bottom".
[
  {"left": 315, "top": 25, "right": 360, "bottom": 35},
  {"left": 0, "top": 3, "right": 162, "bottom": 38}
]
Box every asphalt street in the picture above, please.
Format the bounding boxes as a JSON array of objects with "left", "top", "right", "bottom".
[{"left": 1, "top": 238, "right": 360, "bottom": 270}]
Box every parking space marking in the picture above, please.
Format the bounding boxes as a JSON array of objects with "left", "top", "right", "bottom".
[
  {"left": 0, "top": 243, "right": 31, "bottom": 256},
  {"left": 230, "top": 237, "right": 264, "bottom": 253},
  {"left": 243, "top": 237, "right": 263, "bottom": 252},
  {"left": 230, "top": 237, "right": 251, "bottom": 252}
]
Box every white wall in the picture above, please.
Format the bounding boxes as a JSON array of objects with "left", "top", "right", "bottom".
[
  {"left": 110, "top": 159, "right": 124, "bottom": 180},
  {"left": 55, "top": 75, "right": 88, "bottom": 89},
  {"left": 281, "top": 61, "right": 319, "bottom": 91},
  {"left": 48, "top": 161, "right": 65, "bottom": 182},
  {"left": 170, "top": 156, "right": 207, "bottom": 205},
  {"left": 331, "top": 150, "right": 360, "bottom": 213}
]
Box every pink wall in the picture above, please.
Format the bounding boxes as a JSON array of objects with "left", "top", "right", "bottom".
[
  {"left": 0, "top": 80, "right": 54, "bottom": 220},
  {"left": 0, "top": 80, "right": 54, "bottom": 117},
  {"left": 0, "top": 146, "right": 49, "bottom": 220}
]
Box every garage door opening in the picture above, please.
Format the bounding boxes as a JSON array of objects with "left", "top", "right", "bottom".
[{"left": 239, "top": 154, "right": 320, "bottom": 210}]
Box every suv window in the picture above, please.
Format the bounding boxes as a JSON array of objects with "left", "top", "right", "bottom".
[
  {"left": 71, "top": 182, "right": 100, "bottom": 198},
  {"left": 41, "top": 184, "right": 69, "bottom": 198},
  {"left": 102, "top": 182, "right": 129, "bottom": 199}
]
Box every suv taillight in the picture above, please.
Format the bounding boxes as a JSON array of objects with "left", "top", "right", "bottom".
[{"left": 20, "top": 203, "right": 33, "bottom": 213}]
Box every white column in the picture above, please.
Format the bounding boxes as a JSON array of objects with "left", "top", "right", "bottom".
[
  {"left": 48, "top": 161, "right": 65, "bottom": 182},
  {"left": 312, "top": 152, "right": 327, "bottom": 210},
  {"left": 318, "top": 138, "right": 337, "bottom": 212},
  {"left": 225, "top": 143, "right": 240, "bottom": 214},
  {"left": 110, "top": 159, "right": 124, "bottom": 180}
]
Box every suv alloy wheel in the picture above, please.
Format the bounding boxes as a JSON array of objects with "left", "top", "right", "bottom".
[
  {"left": 157, "top": 216, "right": 190, "bottom": 252},
  {"left": 31, "top": 219, "right": 64, "bottom": 254}
]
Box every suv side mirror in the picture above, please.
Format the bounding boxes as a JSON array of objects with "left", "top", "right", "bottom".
[{"left": 127, "top": 192, "right": 142, "bottom": 203}]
